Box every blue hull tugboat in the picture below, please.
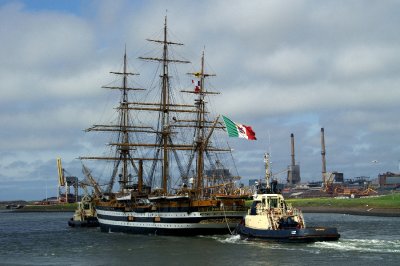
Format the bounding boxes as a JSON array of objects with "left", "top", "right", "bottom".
[
  {"left": 236, "top": 154, "right": 340, "bottom": 243},
  {"left": 68, "top": 195, "right": 99, "bottom": 228}
]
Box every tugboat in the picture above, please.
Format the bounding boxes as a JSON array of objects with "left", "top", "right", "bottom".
[
  {"left": 68, "top": 195, "right": 99, "bottom": 227},
  {"left": 236, "top": 153, "right": 340, "bottom": 242}
]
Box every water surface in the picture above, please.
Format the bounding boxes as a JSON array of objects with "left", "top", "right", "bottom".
[{"left": 0, "top": 211, "right": 398, "bottom": 265}]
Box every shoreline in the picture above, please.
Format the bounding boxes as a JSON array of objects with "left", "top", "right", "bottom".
[
  {"left": 3, "top": 206, "right": 400, "bottom": 217},
  {"left": 299, "top": 206, "right": 400, "bottom": 217},
  {"left": 7, "top": 209, "right": 74, "bottom": 213},
  {"left": 0, "top": 205, "right": 76, "bottom": 213}
]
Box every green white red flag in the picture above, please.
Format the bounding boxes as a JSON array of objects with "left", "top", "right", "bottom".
[{"left": 222, "top": 115, "right": 256, "bottom": 140}]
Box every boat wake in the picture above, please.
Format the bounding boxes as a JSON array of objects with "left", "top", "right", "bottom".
[
  {"left": 200, "top": 234, "right": 248, "bottom": 245},
  {"left": 220, "top": 234, "right": 241, "bottom": 244},
  {"left": 311, "top": 239, "right": 400, "bottom": 254},
  {"left": 207, "top": 235, "right": 400, "bottom": 255}
]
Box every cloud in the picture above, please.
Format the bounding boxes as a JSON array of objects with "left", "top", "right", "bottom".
[
  {"left": 247, "top": 47, "right": 320, "bottom": 82},
  {"left": 0, "top": 3, "right": 94, "bottom": 70},
  {"left": 1, "top": 0, "right": 400, "bottom": 200},
  {"left": 333, "top": 45, "right": 400, "bottom": 79}
]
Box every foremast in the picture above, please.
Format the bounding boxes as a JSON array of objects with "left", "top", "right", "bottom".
[
  {"left": 80, "top": 48, "right": 154, "bottom": 194},
  {"left": 118, "top": 49, "right": 136, "bottom": 190}
]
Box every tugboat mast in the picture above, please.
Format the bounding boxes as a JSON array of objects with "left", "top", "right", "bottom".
[{"left": 264, "top": 153, "right": 271, "bottom": 190}]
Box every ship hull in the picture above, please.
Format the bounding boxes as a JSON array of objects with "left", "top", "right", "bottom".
[
  {"left": 96, "top": 206, "right": 245, "bottom": 236},
  {"left": 237, "top": 223, "right": 340, "bottom": 243},
  {"left": 68, "top": 217, "right": 99, "bottom": 228}
]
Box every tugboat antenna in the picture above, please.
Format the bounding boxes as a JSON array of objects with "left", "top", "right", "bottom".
[{"left": 264, "top": 153, "right": 271, "bottom": 190}]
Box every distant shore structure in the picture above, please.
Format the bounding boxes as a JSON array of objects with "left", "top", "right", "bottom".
[
  {"left": 321, "top": 128, "right": 327, "bottom": 185},
  {"left": 287, "top": 133, "right": 300, "bottom": 185}
]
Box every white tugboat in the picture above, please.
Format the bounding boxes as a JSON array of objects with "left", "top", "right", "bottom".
[
  {"left": 236, "top": 153, "right": 340, "bottom": 242},
  {"left": 68, "top": 195, "right": 99, "bottom": 227}
]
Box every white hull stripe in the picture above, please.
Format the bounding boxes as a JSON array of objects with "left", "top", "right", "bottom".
[
  {"left": 96, "top": 209, "right": 245, "bottom": 218},
  {"left": 98, "top": 218, "right": 238, "bottom": 229}
]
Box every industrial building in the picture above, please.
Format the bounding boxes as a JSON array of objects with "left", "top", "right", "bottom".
[{"left": 378, "top": 172, "right": 400, "bottom": 189}]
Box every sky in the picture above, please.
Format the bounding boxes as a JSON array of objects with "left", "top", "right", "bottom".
[{"left": 1, "top": 0, "right": 399, "bottom": 200}]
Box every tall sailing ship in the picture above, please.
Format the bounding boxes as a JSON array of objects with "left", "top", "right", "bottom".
[{"left": 80, "top": 17, "right": 247, "bottom": 235}]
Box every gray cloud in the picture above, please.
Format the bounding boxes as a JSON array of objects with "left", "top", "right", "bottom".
[{"left": 1, "top": 0, "right": 399, "bottom": 200}]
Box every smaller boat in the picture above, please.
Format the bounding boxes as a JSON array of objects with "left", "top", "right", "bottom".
[
  {"left": 236, "top": 153, "right": 340, "bottom": 243},
  {"left": 5, "top": 204, "right": 24, "bottom": 210},
  {"left": 68, "top": 195, "right": 99, "bottom": 227}
]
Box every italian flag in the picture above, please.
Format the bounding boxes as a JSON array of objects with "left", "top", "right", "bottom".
[{"left": 222, "top": 115, "right": 257, "bottom": 140}]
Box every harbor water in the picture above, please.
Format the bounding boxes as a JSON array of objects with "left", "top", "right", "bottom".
[{"left": 0, "top": 211, "right": 399, "bottom": 265}]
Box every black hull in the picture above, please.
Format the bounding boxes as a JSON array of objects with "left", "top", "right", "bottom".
[
  {"left": 237, "top": 223, "right": 340, "bottom": 243},
  {"left": 68, "top": 217, "right": 99, "bottom": 228},
  {"left": 99, "top": 223, "right": 232, "bottom": 236},
  {"left": 96, "top": 206, "right": 244, "bottom": 236}
]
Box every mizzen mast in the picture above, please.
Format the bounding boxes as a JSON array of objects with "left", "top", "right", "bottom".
[
  {"left": 194, "top": 52, "right": 215, "bottom": 196},
  {"left": 181, "top": 52, "right": 235, "bottom": 198}
]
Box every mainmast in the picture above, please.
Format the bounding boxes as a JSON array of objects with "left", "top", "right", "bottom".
[
  {"left": 161, "top": 17, "right": 171, "bottom": 195},
  {"left": 120, "top": 48, "right": 130, "bottom": 188},
  {"left": 139, "top": 16, "right": 190, "bottom": 194}
]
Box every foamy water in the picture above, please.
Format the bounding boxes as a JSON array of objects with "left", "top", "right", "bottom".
[{"left": 313, "top": 239, "right": 400, "bottom": 253}]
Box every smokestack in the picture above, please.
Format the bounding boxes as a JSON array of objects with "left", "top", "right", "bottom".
[
  {"left": 321, "top": 128, "right": 327, "bottom": 181},
  {"left": 291, "top": 133, "right": 295, "bottom": 167},
  {"left": 287, "top": 133, "right": 301, "bottom": 186}
]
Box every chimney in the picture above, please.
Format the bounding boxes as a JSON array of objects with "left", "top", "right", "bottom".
[
  {"left": 321, "top": 128, "right": 327, "bottom": 182},
  {"left": 291, "top": 133, "right": 295, "bottom": 167}
]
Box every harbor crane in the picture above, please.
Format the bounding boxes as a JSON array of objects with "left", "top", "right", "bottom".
[
  {"left": 81, "top": 163, "right": 103, "bottom": 198},
  {"left": 56, "top": 158, "right": 79, "bottom": 203}
]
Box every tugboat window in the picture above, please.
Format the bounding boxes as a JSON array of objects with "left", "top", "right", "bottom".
[
  {"left": 270, "top": 198, "right": 278, "bottom": 208},
  {"left": 250, "top": 201, "right": 259, "bottom": 215}
]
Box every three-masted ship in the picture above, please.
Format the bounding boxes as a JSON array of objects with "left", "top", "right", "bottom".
[{"left": 80, "top": 17, "right": 247, "bottom": 235}]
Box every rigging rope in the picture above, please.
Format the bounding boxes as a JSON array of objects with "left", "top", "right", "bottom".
[
  {"left": 221, "top": 203, "right": 234, "bottom": 235},
  {"left": 227, "top": 141, "right": 240, "bottom": 177}
]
